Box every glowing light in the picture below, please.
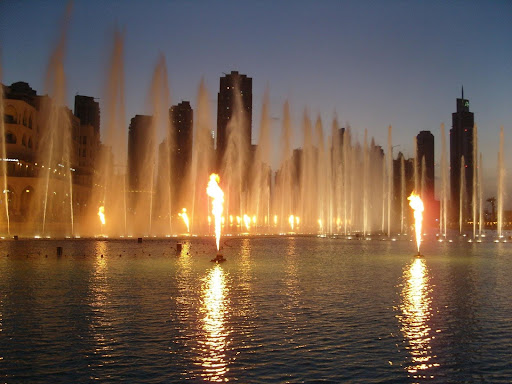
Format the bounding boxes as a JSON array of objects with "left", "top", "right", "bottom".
[
  {"left": 295, "top": 216, "right": 300, "bottom": 226},
  {"left": 243, "top": 214, "right": 251, "bottom": 231},
  {"left": 200, "top": 264, "right": 229, "bottom": 381},
  {"left": 397, "top": 258, "right": 439, "bottom": 375},
  {"left": 98, "top": 206, "right": 106, "bottom": 225},
  {"left": 318, "top": 219, "right": 323, "bottom": 231},
  {"left": 229, "top": 215, "right": 233, "bottom": 225},
  {"left": 206, "top": 174, "right": 224, "bottom": 251},
  {"left": 289, "top": 215, "right": 295, "bottom": 230},
  {"left": 273, "top": 215, "right": 278, "bottom": 226},
  {"left": 408, "top": 193, "right": 424, "bottom": 254},
  {"left": 236, "top": 216, "right": 241, "bottom": 225},
  {"left": 252, "top": 215, "right": 256, "bottom": 224},
  {"left": 178, "top": 208, "right": 190, "bottom": 233}
]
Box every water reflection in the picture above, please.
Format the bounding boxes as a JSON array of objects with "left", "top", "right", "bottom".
[
  {"left": 89, "top": 241, "right": 114, "bottom": 365},
  {"left": 397, "top": 258, "right": 439, "bottom": 379},
  {"left": 199, "top": 264, "right": 230, "bottom": 382}
]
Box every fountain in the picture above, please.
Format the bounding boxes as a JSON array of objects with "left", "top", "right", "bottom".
[
  {"left": 497, "top": 126, "right": 505, "bottom": 238},
  {"left": 2, "top": 14, "right": 509, "bottom": 241},
  {"left": 0, "top": 63, "right": 11, "bottom": 235}
]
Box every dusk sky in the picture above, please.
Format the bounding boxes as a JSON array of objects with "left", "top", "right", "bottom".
[{"left": 1, "top": 1, "right": 511, "bottom": 197}]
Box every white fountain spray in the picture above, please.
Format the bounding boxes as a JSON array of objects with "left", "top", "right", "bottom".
[
  {"left": 0, "top": 63, "right": 10, "bottom": 235},
  {"left": 440, "top": 124, "right": 448, "bottom": 238},
  {"left": 472, "top": 125, "right": 479, "bottom": 239},
  {"left": 497, "top": 126, "right": 505, "bottom": 238},
  {"left": 387, "top": 125, "right": 393, "bottom": 236}
]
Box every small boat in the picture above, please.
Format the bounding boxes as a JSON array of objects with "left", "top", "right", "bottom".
[{"left": 211, "top": 254, "right": 226, "bottom": 263}]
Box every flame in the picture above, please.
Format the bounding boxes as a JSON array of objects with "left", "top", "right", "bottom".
[
  {"left": 229, "top": 215, "right": 233, "bottom": 225},
  {"left": 243, "top": 214, "right": 251, "bottom": 231},
  {"left": 207, "top": 174, "right": 224, "bottom": 251},
  {"left": 98, "top": 206, "right": 105, "bottom": 226},
  {"left": 273, "top": 215, "right": 278, "bottom": 226},
  {"left": 178, "top": 208, "right": 190, "bottom": 233},
  {"left": 408, "top": 192, "right": 424, "bottom": 254},
  {"left": 318, "top": 219, "right": 323, "bottom": 231},
  {"left": 289, "top": 215, "right": 294, "bottom": 230}
]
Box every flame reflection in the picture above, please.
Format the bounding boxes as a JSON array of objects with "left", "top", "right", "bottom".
[
  {"left": 199, "top": 264, "right": 230, "bottom": 382},
  {"left": 89, "top": 241, "right": 115, "bottom": 365},
  {"left": 397, "top": 258, "right": 439, "bottom": 378}
]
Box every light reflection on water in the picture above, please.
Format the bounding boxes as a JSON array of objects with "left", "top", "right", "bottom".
[
  {"left": 199, "top": 264, "right": 230, "bottom": 382},
  {"left": 89, "top": 242, "right": 115, "bottom": 366},
  {"left": 397, "top": 257, "right": 439, "bottom": 379}
]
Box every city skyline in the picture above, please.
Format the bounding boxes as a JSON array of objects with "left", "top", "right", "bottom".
[{"left": 1, "top": 1, "right": 511, "bottom": 201}]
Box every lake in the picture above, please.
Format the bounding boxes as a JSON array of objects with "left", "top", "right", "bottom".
[{"left": 1, "top": 236, "right": 511, "bottom": 383}]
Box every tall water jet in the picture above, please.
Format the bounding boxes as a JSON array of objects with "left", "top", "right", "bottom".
[
  {"left": 439, "top": 124, "right": 448, "bottom": 238},
  {"left": 387, "top": 125, "right": 393, "bottom": 236},
  {"left": 36, "top": 4, "right": 74, "bottom": 237},
  {"left": 479, "top": 152, "right": 483, "bottom": 236},
  {"left": 149, "top": 55, "right": 172, "bottom": 235},
  {"left": 0, "top": 63, "right": 10, "bottom": 235},
  {"left": 408, "top": 192, "right": 424, "bottom": 256},
  {"left": 221, "top": 82, "right": 249, "bottom": 224},
  {"left": 459, "top": 156, "right": 466, "bottom": 234},
  {"left": 363, "top": 129, "right": 369, "bottom": 236},
  {"left": 497, "top": 126, "right": 505, "bottom": 238},
  {"left": 91, "top": 28, "right": 127, "bottom": 236},
  {"left": 413, "top": 138, "right": 419, "bottom": 193},
  {"left": 400, "top": 155, "right": 406, "bottom": 234},
  {"left": 248, "top": 88, "right": 271, "bottom": 230},
  {"left": 189, "top": 79, "right": 214, "bottom": 234},
  {"left": 299, "top": 110, "right": 315, "bottom": 230},
  {"left": 275, "top": 101, "right": 293, "bottom": 233},
  {"left": 472, "top": 125, "right": 479, "bottom": 239},
  {"left": 314, "top": 116, "right": 327, "bottom": 234}
]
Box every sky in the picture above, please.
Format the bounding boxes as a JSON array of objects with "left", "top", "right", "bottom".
[{"left": 1, "top": 0, "right": 511, "bottom": 199}]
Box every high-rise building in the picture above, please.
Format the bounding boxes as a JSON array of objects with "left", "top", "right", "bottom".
[
  {"left": 216, "top": 71, "right": 252, "bottom": 167},
  {"left": 74, "top": 95, "right": 100, "bottom": 134},
  {"left": 416, "top": 130, "right": 435, "bottom": 201},
  {"left": 170, "top": 101, "right": 193, "bottom": 186},
  {"left": 450, "top": 87, "right": 474, "bottom": 221},
  {"left": 127, "top": 115, "right": 152, "bottom": 192}
]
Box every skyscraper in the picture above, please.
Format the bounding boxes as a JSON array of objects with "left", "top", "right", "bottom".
[
  {"left": 74, "top": 95, "right": 100, "bottom": 133},
  {"left": 127, "top": 114, "right": 152, "bottom": 192},
  {"left": 416, "top": 130, "right": 435, "bottom": 201},
  {"left": 170, "top": 101, "right": 193, "bottom": 186},
  {"left": 450, "top": 88, "right": 474, "bottom": 222},
  {"left": 216, "top": 71, "right": 252, "bottom": 168}
]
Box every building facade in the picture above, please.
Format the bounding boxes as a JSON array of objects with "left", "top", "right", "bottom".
[
  {"left": 450, "top": 88, "right": 474, "bottom": 222},
  {"left": 216, "top": 71, "right": 252, "bottom": 168},
  {"left": 416, "top": 130, "right": 435, "bottom": 201}
]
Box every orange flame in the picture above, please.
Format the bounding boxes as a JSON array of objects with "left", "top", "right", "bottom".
[
  {"left": 289, "top": 215, "right": 294, "bottom": 231},
  {"left": 178, "top": 208, "right": 190, "bottom": 233},
  {"left": 207, "top": 174, "right": 224, "bottom": 251},
  {"left": 98, "top": 206, "right": 105, "bottom": 226},
  {"left": 408, "top": 192, "right": 424, "bottom": 254}
]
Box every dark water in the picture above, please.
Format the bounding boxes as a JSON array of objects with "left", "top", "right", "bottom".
[{"left": 1, "top": 237, "right": 511, "bottom": 383}]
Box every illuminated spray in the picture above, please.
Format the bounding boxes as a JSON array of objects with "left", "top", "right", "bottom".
[
  {"left": 98, "top": 206, "right": 106, "bottom": 226},
  {"left": 178, "top": 208, "right": 190, "bottom": 233},
  {"left": 207, "top": 174, "right": 224, "bottom": 251},
  {"left": 289, "top": 215, "right": 294, "bottom": 231},
  {"left": 408, "top": 192, "right": 424, "bottom": 255}
]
